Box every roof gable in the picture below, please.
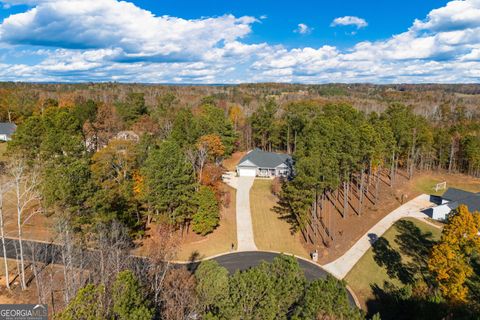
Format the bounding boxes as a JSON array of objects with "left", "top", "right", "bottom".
[{"left": 237, "top": 159, "right": 257, "bottom": 167}]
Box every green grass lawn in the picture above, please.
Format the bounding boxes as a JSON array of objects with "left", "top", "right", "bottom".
[
  {"left": 250, "top": 180, "right": 309, "bottom": 258},
  {"left": 345, "top": 218, "right": 442, "bottom": 309}
]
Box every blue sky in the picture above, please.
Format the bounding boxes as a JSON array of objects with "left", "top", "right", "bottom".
[
  {"left": 0, "top": 0, "right": 478, "bottom": 83},
  {"left": 133, "top": 0, "right": 450, "bottom": 48}
]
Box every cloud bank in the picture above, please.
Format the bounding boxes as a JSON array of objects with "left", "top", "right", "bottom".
[{"left": 0, "top": 0, "right": 479, "bottom": 83}]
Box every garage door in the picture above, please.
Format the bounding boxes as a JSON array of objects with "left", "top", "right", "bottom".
[{"left": 238, "top": 168, "right": 256, "bottom": 177}]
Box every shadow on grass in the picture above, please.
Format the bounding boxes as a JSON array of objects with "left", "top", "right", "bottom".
[{"left": 366, "top": 220, "right": 447, "bottom": 319}]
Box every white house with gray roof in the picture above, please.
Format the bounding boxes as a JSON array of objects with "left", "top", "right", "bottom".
[
  {"left": 236, "top": 149, "right": 292, "bottom": 178},
  {"left": 429, "top": 187, "right": 480, "bottom": 220},
  {"left": 0, "top": 122, "right": 16, "bottom": 142}
]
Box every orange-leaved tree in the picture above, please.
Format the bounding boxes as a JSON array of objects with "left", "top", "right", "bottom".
[{"left": 428, "top": 205, "right": 480, "bottom": 303}]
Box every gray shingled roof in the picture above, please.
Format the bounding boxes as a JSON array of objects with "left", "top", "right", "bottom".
[
  {"left": 0, "top": 123, "right": 16, "bottom": 136},
  {"left": 442, "top": 188, "right": 477, "bottom": 202},
  {"left": 442, "top": 188, "right": 480, "bottom": 213},
  {"left": 237, "top": 148, "right": 291, "bottom": 168},
  {"left": 461, "top": 196, "right": 480, "bottom": 213}
]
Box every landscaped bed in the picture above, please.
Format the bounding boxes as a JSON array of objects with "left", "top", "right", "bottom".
[{"left": 344, "top": 217, "right": 442, "bottom": 310}]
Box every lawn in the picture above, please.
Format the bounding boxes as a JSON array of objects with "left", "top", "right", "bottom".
[
  {"left": 345, "top": 217, "right": 442, "bottom": 310},
  {"left": 414, "top": 172, "right": 480, "bottom": 196},
  {"left": 250, "top": 180, "right": 309, "bottom": 258},
  {"left": 0, "top": 143, "right": 7, "bottom": 161}
]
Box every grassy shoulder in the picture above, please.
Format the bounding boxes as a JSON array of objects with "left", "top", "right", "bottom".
[
  {"left": 250, "top": 179, "right": 309, "bottom": 258},
  {"left": 345, "top": 217, "right": 442, "bottom": 310}
]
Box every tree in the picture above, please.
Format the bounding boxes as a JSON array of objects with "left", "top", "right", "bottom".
[
  {"left": 142, "top": 140, "right": 196, "bottom": 225},
  {"left": 192, "top": 186, "right": 220, "bottom": 235},
  {"left": 251, "top": 99, "right": 278, "bottom": 151},
  {"left": 57, "top": 284, "right": 106, "bottom": 320},
  {"left": 115, "top": 92, "right": 148, "bottom": 123},
  {"left": 428, "top": 242, "right": 472, "bottom": 303},
  {"left": 292, "top": 276, "right": 364, "bottom": 320},
  {"left": 268, "top": 255, "right": 306, "bottom": 319},
  {"left": 0, "top": 179, "right": 12, "bottom": 289},
  {"left": 222, "top": 263, "right": 277, "bottom": 320},
  {"left": 428, "top": 205, "right": 480, "bottom": 302},
  {"left": 197, "top": 134, "right": 225, "bottom": 163},
  {"left": 112, "top": 270, "right": 153, "bottom": 320},
  {"left": 198, "top": 104, "right": 237, "bottom": 156},
  {"left": 161, "top": 268, "right": 198, "bottom": 320},
  {"left": 195, "top": 260, "right": 229, "bottom": 316},
  {"left": 9, "top": 157, "right": 41, "bottom": 290}
]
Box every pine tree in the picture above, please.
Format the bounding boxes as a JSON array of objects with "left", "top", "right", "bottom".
[
  {"left": 142, "top": 140, "right": 196, "bottom": 225},
  {"left": 112, "top": 270, "right": 154, "bottom": 320},
  {"left": 57, "top": 284, "right": 106, "bottom": 320},
  {"left": 192, "top": 186, "right": 220, "bottom": 235}
]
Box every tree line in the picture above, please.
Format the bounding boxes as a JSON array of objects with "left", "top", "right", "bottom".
[
  {"left": 247, "top": 101, "right": 480, "bottom": 246},
  {"left": 7, "top": 93, "right": 237, "bottom": 237}
]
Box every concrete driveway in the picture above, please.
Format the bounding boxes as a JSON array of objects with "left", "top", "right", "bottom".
[
  {"left": 223, "top": 172, "right": 258, "bottom": 251},
  {"left": 322, "top": 194, "right": 434, "bottom": 279}
]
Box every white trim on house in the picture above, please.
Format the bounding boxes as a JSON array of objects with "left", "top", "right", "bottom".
[{"left": 430, "top": 202, "right": 458, "bottom": 220}]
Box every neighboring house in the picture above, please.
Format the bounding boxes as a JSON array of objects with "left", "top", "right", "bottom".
[
  {"left": 116, "top": 130, "right": 140, "bottom": 142},
  {"left": 0, "top": 122, "right": 16, "bottom": 141},
  {"left": 429, "top": 187, "right": 480, "bottom": 220},
  {"left": 236, "top": 148, "right": 292, "bottom": 178}
]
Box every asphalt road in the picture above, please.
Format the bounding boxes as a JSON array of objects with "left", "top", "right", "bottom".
[
  {"left": 0, "top": 238, "right": 356, "bottom": 306},
  {"left": 208, "top": 251, "right": 328, "bottom": 281}
]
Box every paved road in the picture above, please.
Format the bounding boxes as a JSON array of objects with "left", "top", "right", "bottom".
[
  {"left": 223, "top": 172, "right": 258, "bottom": 251},
  {"left": 209, "top": 252, "right": 355, "bottom": 306},
  {"left": 323, "top": 194, "right": 434, "bottom": 279},
  {"left": 0, "top": 238, "right": 356, "bottom": 306}
]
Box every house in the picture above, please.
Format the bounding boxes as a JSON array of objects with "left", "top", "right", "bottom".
[
  {"left": 236, "top": 149, "right": 292, "bottom": 178},
  {"left": 115, "top": 130, "right": 140, "bottom": 142},
  {"left": 429, "top": 188, "right": 480, "bottom": 220},
  {"left": 0, "top": 122, "right": 16, "bottom": 141}
]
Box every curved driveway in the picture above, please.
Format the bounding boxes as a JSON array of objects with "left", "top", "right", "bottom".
[{"left": 323, "top": 194, "right": 433, "bottom": 279}]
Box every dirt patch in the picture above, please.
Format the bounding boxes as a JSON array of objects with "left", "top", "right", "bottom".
[
  {"left": 2, "top": 188, "right": 55, "bottom": 243},
  {"left": 222, "top": 151, "right": 247, "bottom": 171},
  {"left": 308, "top": 170, "right": 479, "bottom": 264},
  {"left": 0, "top": 259, "right": 68, "bottom": 315}
]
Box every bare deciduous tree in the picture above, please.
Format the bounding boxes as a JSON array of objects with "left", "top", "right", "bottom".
[
  {"left": 0, "top": 178, "right": 12, "bottom": 289},
  {"left": 9, "top": 157, "right": 41, "bottom": 290},
  {"left": 147, "top": 223, "right": 180, "bottom": 307},
  {"left": 161, "top": 268, "right": 198, "bottom": 320}
]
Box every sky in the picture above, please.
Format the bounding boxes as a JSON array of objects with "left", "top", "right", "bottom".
[{"left": 0, "top": 0, "right": 478, "bottom": 83}]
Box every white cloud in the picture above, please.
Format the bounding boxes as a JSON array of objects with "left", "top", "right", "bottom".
[
  {"left": 331, "top": 16, "right": 368, "bottom": 29},
  {"left": 294, "top": 23, "right": 313, "bottom": 34},
  {"left": 0, "top": 0, "right": 257, "bottom": 62},
  {"left": 0, "top": 0, "right": 479, "bottom": 83}
]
